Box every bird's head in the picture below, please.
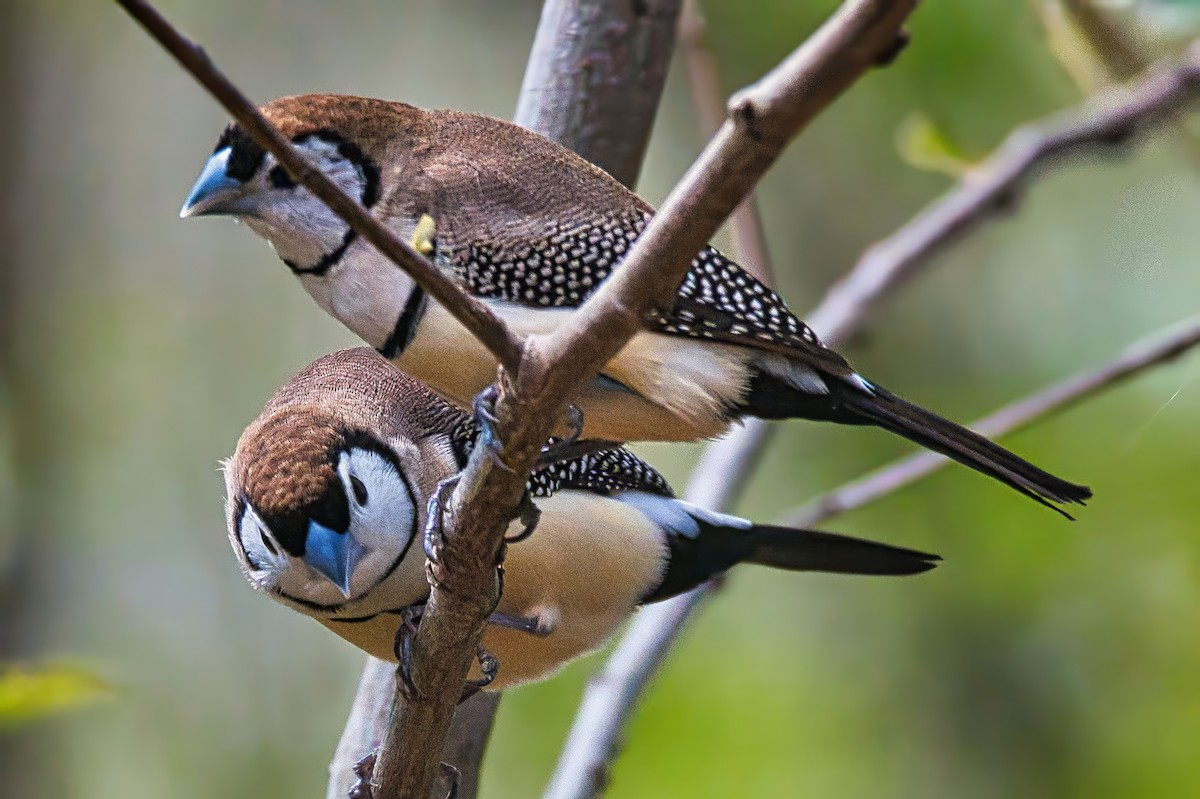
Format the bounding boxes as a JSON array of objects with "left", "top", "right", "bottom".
[
  {"left": 180, "top": 94, "right": 424, "bottom": 271},
  {"left": 226, "top": 408, "right": 422, "bottom": 609}
]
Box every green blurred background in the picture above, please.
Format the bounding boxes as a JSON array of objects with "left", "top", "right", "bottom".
[{"left": 3, "top": 1, "right": 1199, "bottom": 797}]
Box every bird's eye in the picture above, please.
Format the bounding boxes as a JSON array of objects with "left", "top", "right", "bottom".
[
  {"left": 349, "top": 475, "right": 369, "bottom": 505},
  {"left": 259, "top": 528, "right": 278, "bottom": 556},
  {"left": 268, "top": 165, "right": 296, "bottom": 189}
]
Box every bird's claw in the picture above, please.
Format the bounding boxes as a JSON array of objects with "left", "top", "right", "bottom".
[
  {"left": 471, "top": 386, "right": 513, "bottom": 473},
  {"left": 424, "top": 475, "right": 461, "bottom": 564},
  {"left": 458, "top": 646, "right": 499, "bottom": 704},
  {"left": 505, "top": 491, "right": 541, "bottom": 544},
  {"left": 345, "top": 746, "right": 457, "bottom": 799},
  {"left": 393, "top": 604, "right": 425, "bottom": 702}
]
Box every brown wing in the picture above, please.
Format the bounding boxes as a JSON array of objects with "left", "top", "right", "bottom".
[{"left": 386, "top": 110, "right": 852, "bottom": 377}]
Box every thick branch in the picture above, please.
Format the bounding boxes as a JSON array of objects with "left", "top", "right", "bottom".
[
  {"left": 788, "top": 315, "right": 1200, "bottom": 527},
  {"left": 514, "top": 0, "right": 683, "bottom": 188},
  {"left": 807, "top": 43, "right": 1200, "bottom": 346},
  {"left": 115, "top": 0, "right": 523, "bottom": 374}
]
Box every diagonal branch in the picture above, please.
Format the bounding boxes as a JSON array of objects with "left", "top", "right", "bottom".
[
  {"left": 787, "top": 315, "right": 1200, "bottom": 528},
  {"left": 330, "top": 2, "right": 684, "bottom": 796},
  {"left": 806, "top": 42, "right": 1200, "bottom": 347},
  {"left": 115, "top": 0, "right": 523, "bottom": 374},
  {"left": 376, "top": 3, "right": 913, "bottom": 797}
]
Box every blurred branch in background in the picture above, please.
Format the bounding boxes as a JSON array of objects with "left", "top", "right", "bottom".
[
  {"left": 679, "top": 0, "right": 774, "bottom": 285},
  {"left": 544, "top": 5, "right": 781, "bottom": 795},
  {"left": 542, "top": 36, "right": 1200, "bottom": 799},
  {"left": 1060, "top": 0, "right": 1150, "bottom": 82},
  {"left": 328, "top": 2, "right": 683, "bottom": 797},
  {"left": 515, "top": 0, "right": 682, "bottom": 189},
  {"left": 807, "top": 41, "right": 1200, "bottom": 346},
  {"left": 789, "top": 315, "right": 1200, "bottom": 527}
]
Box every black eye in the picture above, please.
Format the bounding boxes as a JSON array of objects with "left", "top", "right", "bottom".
[
  {"left": 350, "top": 475, "right": 368, "bottom": 505},
  {"left": 259, "top": 528, "right": 279, "bottom": 556},
  {"left": 268, "top": 165, "right": 296, "bottom": 189}
]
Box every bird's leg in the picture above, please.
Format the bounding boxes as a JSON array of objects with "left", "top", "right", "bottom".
[
  {"left": 458, "top": 647, "right": 499, "bottom": 704},
  {"left": 423, "top": 475, "right": 460, "bottom": 565},
  {"left": 392, "top": 602, "right": 500, "bottom": 703},
  {"left": 471, "top": 385, "right": 514, "bottom": 473},
  {"left": 346, "top": 744, "right": 458, "bottom": 799},
  {"left": 392, "top": 603, "right": 425, "bottom": 703},
  {"left": 347, "top": 750, "right": 377, "bottom": 799}
]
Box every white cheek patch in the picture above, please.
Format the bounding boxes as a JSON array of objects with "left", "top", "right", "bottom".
[
  {"left": 235, "top": 504, "right": 287, "bottom": 590},
  {"left": 251, "top": 140, "right": 368, "bottom": 267}
]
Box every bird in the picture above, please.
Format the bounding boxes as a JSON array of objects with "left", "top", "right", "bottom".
[
  {"left": 224, "top": 348, "right": 939, "bottom": 690},
  {"left": 185, "top": 93, "right": 1091, "bottom": 516}
]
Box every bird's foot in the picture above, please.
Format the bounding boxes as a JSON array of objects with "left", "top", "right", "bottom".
[
  {"left": 346, "top": 748, "right": 458, "bottom": 799},
  {"left": 423, "top": 475, "right": 460, "bottom": 564},
  {"left": 393, "top": 604, "right": 425, "bottom": 702},
  {"left": 458, "top": 647, "right": 499, "bottom": 704},
  {"left": 393, "top": 603, "right": 501, "bottom": 704},
  {"left": 471, "top": 386, "right": 514, "bottom": 473}
]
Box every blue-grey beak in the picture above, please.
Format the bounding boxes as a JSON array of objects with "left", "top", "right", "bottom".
[
  {"left": 303, "top": 519, "right": 366, "bottom": 599},
  {"left": 180, "top": 148, "right": 251, "bottom": 219}
]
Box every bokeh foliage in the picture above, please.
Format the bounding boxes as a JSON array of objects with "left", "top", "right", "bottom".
[{"left": 2, "top": 1, "right": 1198, "bottom": 798}]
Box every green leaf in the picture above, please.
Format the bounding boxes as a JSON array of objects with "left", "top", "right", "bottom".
[
  {"left": 895, "top": 111, "right": 973, "bottom": 178},
  {"left": 0, "top": 664, "right": 112, "bottom": 726}
]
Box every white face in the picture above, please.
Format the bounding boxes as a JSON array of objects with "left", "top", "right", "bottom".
[
  {"left": 234, "top": 445, "right": 418, "bottom": 609},
  {"left": 210, "top": 136, "right": 371, "bottom": 270}
]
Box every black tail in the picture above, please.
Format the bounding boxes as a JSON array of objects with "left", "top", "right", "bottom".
[
  {"left": 747, "top": 525, "right": 940, "bottom": 576},
  {"left": 744, "top": 373, "right": 1092, "bottom": 517},
  {"left": 842, "top": 386, "right": 1091, "bottom": 518}
]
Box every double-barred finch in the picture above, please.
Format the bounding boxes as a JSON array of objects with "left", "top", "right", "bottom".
[
  {"left": 225, "top": 348, "right": 938, "bottom": 690},
  {"left": 187, "top": 94, "right": 1091, "bottom": 517}
]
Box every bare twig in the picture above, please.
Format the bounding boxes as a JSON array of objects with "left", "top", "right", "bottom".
[
  {"left": 788, "top": 315, "right": 1200, "bottom": 528},
  {"left": 679, "top": 0, "right": 775, "bottom": 284},
  {"left": 514, "top": 0, "right": 683, "bottom": 188},
  {"left": 543, "top": 420, "right": 771, "bottom": 799},
  {"left": 806, "top": 43, "right": 1200, "bottom": 347},
  {"left": 114, "top": 0, "right": 523, "bottom": 374}
]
